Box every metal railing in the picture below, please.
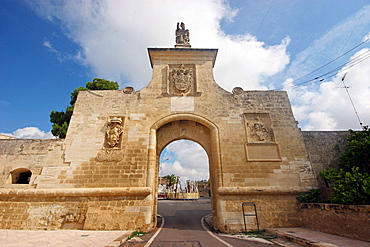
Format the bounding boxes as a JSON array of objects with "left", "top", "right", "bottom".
[{"left": 242, "top": 202, "right": 260, "bottom": 232}]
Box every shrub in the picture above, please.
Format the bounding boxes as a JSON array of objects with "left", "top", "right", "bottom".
[
  {"left": 320, "top": 167, "right": 370, "bottom": 205},
  {"left": 296, "top": 189, "right": 322, "bottom": 203},
  {"left": 339, "top": 126, "right": 370, "bottom": 174}
]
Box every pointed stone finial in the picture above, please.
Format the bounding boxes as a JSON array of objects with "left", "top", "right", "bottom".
[{"left": 175, "top": 22, "right": 191, "bottom": 48}]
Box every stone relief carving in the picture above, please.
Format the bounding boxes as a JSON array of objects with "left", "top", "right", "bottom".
[
  {"left": 244, "top": 113, "right": 281, "bottom": 161},
  {"left": 250, "top": 117, "right": 270, "bottom": 141},
  {"left": 175, "top": 22, "right": 190, "bottom": 48},
  {"left": 104, "top": 117, "right": 124, "bottom": 148},
  {"left": 244, "top": 113, "right": 274, "bottom": 143},
  {"left": 96, "top": 150, "right": 124, "bottom": 162},
  {"left": 170, "top": 64, "right": 193, "bottom": 95},
  {"left": 122, "top": 87, "right": 134, "bottom": 94}
]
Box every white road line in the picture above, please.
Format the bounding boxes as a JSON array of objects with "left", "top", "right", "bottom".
[
  {"left": 201, "top": 214, "right": 233, "bottom": 247},
  {"left": 144, "top": 214, "right": 165, "bottom": 247}
]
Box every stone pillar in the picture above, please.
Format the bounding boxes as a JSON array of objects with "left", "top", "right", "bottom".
[{"left": 146, "top": 128, "right": 157, "bottom": 228}]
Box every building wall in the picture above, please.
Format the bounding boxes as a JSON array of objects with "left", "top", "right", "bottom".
[
  {"left": 298, "top": 203, "right": 370, "bottom": 242},
  {"left": 0, "top": 139, "right": 65, "bottom": 188},
  {"left": 0, "top": 48, "right": 329, "bottom": 232},
  {"left": 302, "top": 131, "right": 350, "bottom": 194}
]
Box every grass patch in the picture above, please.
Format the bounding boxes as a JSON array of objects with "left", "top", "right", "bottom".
[
  {"left": 233, "top": 230, "right": 278, "bottom": 240},
  {"left": 127, "top": 231, "right": 146, "bottom": 240}
]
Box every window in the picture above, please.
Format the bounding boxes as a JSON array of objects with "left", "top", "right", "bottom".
[{"left": 10, "top": 168, "right": 32, "bottom": 184}]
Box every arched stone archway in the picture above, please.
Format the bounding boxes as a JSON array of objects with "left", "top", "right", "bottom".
[
  {"left": 147, "top": 113, "right": 223, "bottom": 229},
  {"left": 0, "top": 42, "right": 318, "bottom": 232}
]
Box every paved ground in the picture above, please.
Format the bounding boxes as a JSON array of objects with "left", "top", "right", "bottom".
[
  {"left": 132, "top": 198, "right": 277, "bottom": 247},
  {"left": 267, "top": 227, "right": 370, "bottom": 247},
  {"left": 0, "top": 229, "right": 130, "bottom": 247}
]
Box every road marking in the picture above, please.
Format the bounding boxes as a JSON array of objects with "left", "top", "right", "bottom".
[
  {"left": 201, "top": 214, "right": 233, "bottom": 247},
  {"left": 144, "top": 214, "right": 165, "bottom": 247}
]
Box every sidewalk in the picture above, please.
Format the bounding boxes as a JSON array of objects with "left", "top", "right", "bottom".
[
  {"left": 0, "top": 229, "right": 131, "bottom": 247},
  {"left": 0, "top": 228, "right": 368, "bottom": 247},
  {"left": 266, "top": 227, "right": 370, "bottom": 247}
]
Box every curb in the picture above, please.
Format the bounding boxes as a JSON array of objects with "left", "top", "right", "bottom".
[
  {"left": 105, "top": 232, "right": 132, "bottom": 247},
  {"left": 266, "top": 229, "right": 335, "bottom": 247}
]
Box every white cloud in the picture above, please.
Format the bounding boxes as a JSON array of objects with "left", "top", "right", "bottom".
[
  {"left": 287, "top": 48, "right": 370, "bottom": 130},
  {"left": 363, "top": 32, "right": 370, "bottom": 42},
  {"left": 1, "top": 127, "right": 55, "bottom": 139},
  {"left": 286, "top": 4, "right": 370, "bottom": 81},
  {"left": 29, "top": 0, "right": 290, "bottom": 91},
  {"left": 43, "top": 40, "right": 57, "bottom": 53},
  {"left": 160, "top": 140, "right": 209, "bottom": 183}
]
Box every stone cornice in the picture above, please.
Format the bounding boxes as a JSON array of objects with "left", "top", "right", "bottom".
[
  {"left": 0, "top": 187, "right": 151, "bottom": 197},
  {"left": 147, "top": 48, "right": 218, "bottom": 68},
  {"left": 218, "top": 186, "right": 318, "bottom": 195}
]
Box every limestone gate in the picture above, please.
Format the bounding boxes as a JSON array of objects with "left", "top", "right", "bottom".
[{"left": 0, "top": 25, "right": 322, "bottom": 232}]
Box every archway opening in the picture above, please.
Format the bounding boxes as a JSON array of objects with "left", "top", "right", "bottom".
[
  {"left": 11, "top": 168, "right": 32, "bottom": 184},
  {"left": 159, "top": 139, "right": 210, "bottom": 199},
  {"left": 151, "top": 115, "right": 222, "bottom": 230}
]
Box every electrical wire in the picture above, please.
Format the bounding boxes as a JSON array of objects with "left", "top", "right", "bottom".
[
  {"left": 276, "top": 48, "right": 370, "bottom": 90},
  {"left": 283, "top": 37, "right": 370, "bottom": 86}
]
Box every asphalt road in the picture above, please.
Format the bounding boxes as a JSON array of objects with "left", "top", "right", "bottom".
[{"left": 152, "top": 198, "right": 275, "bottom": 247}]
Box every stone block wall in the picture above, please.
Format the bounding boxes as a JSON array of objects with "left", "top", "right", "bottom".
[
  {"left": 0, "top": 48, "right": 322, "bottom": 232},
  {"left": 298, "top": 203, "right": 370, "bottom": 241},
  {"left": 301, "top": 131, "right": 350, "bottom": 194},
  {"left": 0, "top": 139, "right": 66, "bottom": 188},
  {"left": 0, "top": 187, "right": 150, "bottom": 230}
]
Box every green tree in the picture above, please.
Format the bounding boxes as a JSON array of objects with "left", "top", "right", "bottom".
[
  {"left": 319, "top": 126, "right": 370, "bottom": 205},
  {"left": 50, "top": 78, "right": 119, "bottom": 138},
  {"left": 339, "top": 126, "right": 370, "bottom": 173},
  {"left": 163, "top": 174, "right": 177, "bottom": 186},
  {"left": 321, "top": 167, "right": 370, "bottom": 205}
]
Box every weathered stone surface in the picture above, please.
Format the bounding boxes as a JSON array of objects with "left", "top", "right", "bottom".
[
  {"left": 298, "top": 203, "right": 370, "bottom": 241},
  {"left": 0, "top": 47, "right": 328, "bottom": 232},
  {"left": 301, "top": 131, "right": 350, "bottom": 197}
]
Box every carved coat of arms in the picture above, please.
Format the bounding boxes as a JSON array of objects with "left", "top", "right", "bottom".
[
  {"left": 170, "top": 65, "right": 193, "bottom": 95},
  {"left": 105, "top": 117, "right": 123, "bottom": 148}
]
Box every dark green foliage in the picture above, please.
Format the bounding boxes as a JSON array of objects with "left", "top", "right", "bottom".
[
  {"left": 339, "top": 126, "right": 370, "bottom": 173},
  {"left": 162, "top": 174, "right": 177, "bottom": 186},
  {"left": 318, "top": 126, "right": 370, "bottom": 205},
  {"left": 296, "top": 189, "right": 322, "bottom": 203},
  {"left": 320, "top": 167, "right": 370, "bottom": 205},
  {"left": 50, "top": 78, "right": 119, "bottom": 138}
]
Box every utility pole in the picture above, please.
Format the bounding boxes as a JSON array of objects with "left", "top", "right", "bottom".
[{"left": 342, "top": 73, "right": 363, "bottom": 128}]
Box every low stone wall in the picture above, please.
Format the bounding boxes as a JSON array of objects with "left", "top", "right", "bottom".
[
  {"left": 298, "top": 203, "right": 370, "bottom": 242},
  {"left": 0, "top": 187, "right": 152, "bottom": 231}
]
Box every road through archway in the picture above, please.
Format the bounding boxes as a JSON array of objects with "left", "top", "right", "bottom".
[{"left": 151, "top": 198, "right": 275, "bottom": 247}]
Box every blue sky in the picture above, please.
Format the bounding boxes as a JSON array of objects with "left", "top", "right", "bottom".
[{"left": 1, "top": 0, "right": 370, "bottom": 181}]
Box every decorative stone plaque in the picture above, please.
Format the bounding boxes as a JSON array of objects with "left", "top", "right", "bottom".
[
  {"left": 96, "top": 150, "right": 124, "bottom": 162},
  {"left": 104, "top": 117, "right": 125, "bottom": 149},
  {"left": 243, "top": 113, "right": 281, "bottom": 161},
  {"left": 244, "top": 113, "right": 274, "bottom": 143},
  {"left": 167, "top": 64, "right": 199, "bottom": 96}
]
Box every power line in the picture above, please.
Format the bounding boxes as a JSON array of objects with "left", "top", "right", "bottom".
[
  {"left": 279, "top": 37, "right": 370, "bottom": 90},
  {"left": 277, "top": 48, "right": 370, "bottom": 90}
]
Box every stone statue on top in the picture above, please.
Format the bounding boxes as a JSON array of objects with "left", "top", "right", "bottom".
[{"left": 175, "top": 22, "right": 191, "bottom": 48}]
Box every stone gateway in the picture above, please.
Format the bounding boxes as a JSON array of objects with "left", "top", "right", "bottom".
[{"left": 0, "top": 23, "right": 322, "bottom": 232}]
